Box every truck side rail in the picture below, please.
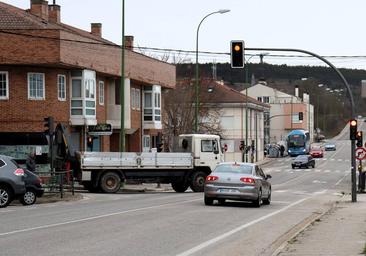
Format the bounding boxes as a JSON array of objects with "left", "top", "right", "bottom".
[{"left": 79, "top": 152, "right": 193, "bottom": 170}]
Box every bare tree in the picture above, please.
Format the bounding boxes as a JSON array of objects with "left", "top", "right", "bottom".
[{"left": 162, "top": 79, "right": 223, "bottom": 151}]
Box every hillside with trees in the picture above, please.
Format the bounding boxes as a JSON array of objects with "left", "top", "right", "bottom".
[{"left": 177, "top": 63, "right": 366, "bottom": 137}]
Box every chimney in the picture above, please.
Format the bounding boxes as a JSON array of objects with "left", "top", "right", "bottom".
[
  {"left": 91, "top": 23, "right": 102, "bottom": 37},
  {"left": 30, "top": 0, "right": 49, "bottom": 20},
  {"left": 295, "top": 85, "right": 299, "bottom": 97},
  {"left": 125, "top": 36, "right": 134, "bottom": 50},
  {"left": 48, "top": 4, "right": 60, "bottom": 23}
]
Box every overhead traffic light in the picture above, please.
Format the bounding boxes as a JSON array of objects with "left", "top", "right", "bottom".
[
  {"left": 87, "top": 136, "right": 94, "bottom": 149},
  {"left": 44, "top": 116, "right": 54, "bottom": 135},
  {"left": 356, "top": 131, "right": 363, "bottom": 147},
  {"left": 298, "top": 112, "right": 303, "bottom": 121},
  {"left": 350, "top": 119, "right": 358, "bottom": 140},
  {"left": 230, "top": 40, "right": 244, "bottom": 68}
]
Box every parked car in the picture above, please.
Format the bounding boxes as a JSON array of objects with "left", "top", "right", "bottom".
[
  {"left": 310, "top": 146, "right": 324, "bottom": 158},
  {"left": 0, "top": 155, "right": 26, "bottom": 208},
  {"left": 324, "top": 142, "right": 336, "bottom": 151},
  {"left": 204, "top": 162, "right": 271, "bottom": 207},
  {"left": 19, "top": 169, "right": 44, "bottom": 205},
  {"left": 292, "top": 155, "right": 315, "bottom": 169}
]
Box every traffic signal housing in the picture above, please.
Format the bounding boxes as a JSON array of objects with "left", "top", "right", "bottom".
[
  {"left": 44, "top": 116, "right": 54, "bottom": 135},
  {"left": 350, "top": 119, "right": 358, "bottom": 140},
  {"left": 87, "top": 136, "right": 94, "bottom": 149},
  {"left": 356, "top": 131, "right": 363, "bottom": 147},
  {"left": 230, "top": 40, "right": 244, "bottom": 68},
  {"left": 298, "top": 112, "right": 303, "bottom": 121}
]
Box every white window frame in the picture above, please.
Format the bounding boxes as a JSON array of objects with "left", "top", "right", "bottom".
[
  {"left": 263, "top": 96, "right": 270, "bottom": 103},
  {"left": 135, "top": 88, "right": 141, "bottom": 110},
  {"left": 257, "top": 97, "right": 262, "bottom": 102},
  {"left": 28, "top": 73, "right": 45, "bottom": 100},
  {"left": 57, "top": 74, "right": 66, "bottom": 101},
  {"left": 0, "top": 71, "right": 9, "bottom": 100},
  {"left": 131, "top": 88, "right": 136, "bottom": 109},
  {"left": 99, "top": 81, "right": 104, "bottom": 105}
]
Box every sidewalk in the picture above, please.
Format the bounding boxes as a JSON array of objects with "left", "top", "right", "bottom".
[{"left": 276, "top": 193, "right": 366, "bottom": 256}]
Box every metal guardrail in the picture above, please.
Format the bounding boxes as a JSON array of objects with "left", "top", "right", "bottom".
[{"left": 37, "top": 169, "right": 74, "bottom": 198}]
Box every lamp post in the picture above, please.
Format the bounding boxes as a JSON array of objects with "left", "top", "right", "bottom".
[
  {"left": 316, "top": 84, "right": 324, "bottom": 131},
  {"left": 194, "top": 9, "right": 230, "bottom": 133},
  {"left": 120, "top": 0, "right": 125, "bottom": 152}
]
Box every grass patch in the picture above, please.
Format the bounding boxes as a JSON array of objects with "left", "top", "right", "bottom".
[{"left": 362, "top": 243, "right": 366, "bottom": 255}]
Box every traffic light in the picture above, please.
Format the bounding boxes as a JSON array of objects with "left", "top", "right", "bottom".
[
  {"left": 87, "top": 136, "right": 94, "bottom": 149},
  {"left": 298, "top": 112, "right": 303, "bottom": 121},
  {"left": 230, "top": 40, "right": 244, "bottom": 68},
  {"left": 239, "top": 140, "right": 244, "bottom": 151},
  {"left": 356, "top": 131, "right": 363, "bottom": 147},
  {"left": 350, "top": 119, "right": 358, "bottom": 140},
  {"left": 44, "top": 116, "right": 54, "bottom": 135}
]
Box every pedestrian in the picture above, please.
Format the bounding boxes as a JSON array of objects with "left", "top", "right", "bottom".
[
  {"left": 26, "top": 151, "right": 36, "bottom": 173},
  {"left": 280, "top": 145, "right": 285, "bottom": 157}
]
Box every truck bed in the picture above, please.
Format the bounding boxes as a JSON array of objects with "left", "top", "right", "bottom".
[{"left": 78, "top": 152, "right": 193, "bottom": 170}]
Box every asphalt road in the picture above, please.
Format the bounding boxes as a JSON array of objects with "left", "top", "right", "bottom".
[{"left": 0, "top": 131, "right": 356, "bottom": 256}]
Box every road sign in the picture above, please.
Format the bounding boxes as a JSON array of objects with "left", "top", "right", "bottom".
[{"left": 355, "top": 147, "right": 366, "bottom": 161}]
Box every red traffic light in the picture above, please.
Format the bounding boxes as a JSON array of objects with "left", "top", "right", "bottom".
[{"left": 350, "top": 120, "right": 357, "bottom": 127}]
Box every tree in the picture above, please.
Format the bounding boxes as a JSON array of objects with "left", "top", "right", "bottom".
[{"left": 162, "top": 79, "right": 223, "bottom": 151}]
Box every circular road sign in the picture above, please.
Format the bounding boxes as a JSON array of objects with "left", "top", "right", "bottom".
[{"left": 355, "top": 147, "right": 366, "bottom": 161}]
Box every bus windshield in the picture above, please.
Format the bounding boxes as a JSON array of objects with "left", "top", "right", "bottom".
[{"left": 288, "top": 135, "right": 305, "bottom": 147}]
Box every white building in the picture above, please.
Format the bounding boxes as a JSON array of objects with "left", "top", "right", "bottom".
[
  {"left": 199, "top": 80, "right": 270, "bottom": 162},
  {"left": 242, "top": 82, "right": 314, "bottom": 144}
]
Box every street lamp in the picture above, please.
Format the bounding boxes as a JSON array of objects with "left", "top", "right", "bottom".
[
  {"left": 194, "top": 9, "right": 230, "bottom": 133},
  {"left": 316, "top": 84, "right": 324, "bottom": 130}
]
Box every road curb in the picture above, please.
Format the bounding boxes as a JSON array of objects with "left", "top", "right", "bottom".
[{"left": 269, "top": 198, "right": 342, "bottom": 256}]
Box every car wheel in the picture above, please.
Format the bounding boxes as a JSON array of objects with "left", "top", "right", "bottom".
[
  {"left": 218, "top": 199, "right": 226, "bottom": 205},
  {"left": 0, "top": 185, "right": 13, "bottom": 208},
  {"left": 262, "top": 188, "right": 271, "bottom": 205},
  {"left": 190, "top": 171, "right": 207, "bottom": 192},
  {"left": 204, "top": 196, "right": 214, "bottom": 206},
  {"left": 253, "top": 189, "right": 262, "bottom": 208},
  {"left": 20, "top": 189, "right": 37, "bottom": 206}
]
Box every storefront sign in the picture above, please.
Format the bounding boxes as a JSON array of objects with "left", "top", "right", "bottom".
[{"left": 88, "top": 124, "right": 112, "bottom": 136}]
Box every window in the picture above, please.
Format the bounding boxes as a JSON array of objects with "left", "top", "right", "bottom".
[
  {"left": 135, "top": 89, "right": 141, "bottom": 110},
  {"left": 0, "top": 71, "right": 9, "bottom": 99},
  {"left": 71, "top": 78, "right": 83, "bottom": 115},
  {"left": 263, "top": 96, "right": 270, "bottom": 103},
  {"left": 143, "top": 85, "right": 161, "bottom": 122},
  {"left": 292, "top": 112, "right": 302, "bottom": 123},
  {"left": 99, "top": 81, "right": 104, "bottom": 105},
  {"left": 85, "top": 79, "right": 96, "bottom": 116},
  {"left": 257, "top": 97, "right": 262, "bottom": 102},
  {"left": 28, "top": 73, "right": 45, "bottom": 100},
  {"left": 131, "top": 88, "right": 136, "bottom": 109},
  {"left": 201, "top": 140, "right": 214, "bottom": 152},
  {"left": 58, "top": 75, "right": 66, "bottom": 101},
  {"left": 0, "top": 159, "right": 5, "bottom": 168}
]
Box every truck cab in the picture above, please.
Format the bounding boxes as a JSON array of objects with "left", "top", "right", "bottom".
[{"left": 177, "top": 134, "right": 223, "bottom": 171}]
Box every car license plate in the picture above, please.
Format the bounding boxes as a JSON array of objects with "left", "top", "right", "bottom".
[{"left": 218, "top": 188, "right": 238, "bottom": 193}]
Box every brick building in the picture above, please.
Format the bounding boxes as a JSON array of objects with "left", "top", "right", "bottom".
[{"left": 0, "top": 0, "right": 175, "bottom": 157}]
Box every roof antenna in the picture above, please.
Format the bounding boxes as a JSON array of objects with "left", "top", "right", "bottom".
[{"left": 53, "top": 0, "right": 56, "bottom": 4}]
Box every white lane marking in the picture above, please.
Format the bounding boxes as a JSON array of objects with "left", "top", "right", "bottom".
[
  {"left": 335, "top": 170, "right": 340, "bottom": 173},
  {"left": 315, "top": 169, "right": 321, "bottom": 172},
  {"left": 338, "top": 159, "right": 343, "bottom": 162},
  {"left": 322, "top": 158, "right": 327, "bottom": 161},
  {"left": 331, "top": 159, "right": 335, "bottom": 161},
  {"left": 0, "top": 198, "right": 201, "bottom": 237},
  {"left": 324, "top": 170, "right": 331, "bottom": 173},
  {"left": 313, "top": 189, "right": 328, "bottom": 195},
  {"left": 0, "top": 209, "right": 15, "bottom": 213},
  {"left": 273, "top": 190, "right": 288, "bottom": 193},
  {"left": 335, "top": 172, "right": 349, "bottom": 186},
  {"left": 176, "top": 197, "right": 309, "bottom": 256},
  {"left": 312, "top": 180, "right": 327, "bottom": 184},
  {"left": 275, "top": 169, "right": 282, "bottom": 172},
  {"left": 345, "top": 159, "right": 350, "bottom": 162}
]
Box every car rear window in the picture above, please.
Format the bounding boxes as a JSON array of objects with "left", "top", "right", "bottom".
[
  {"left": 295, "top": 155, "right": 308, "bottom": 160},
  {"left": 214, "top": 164, "right": 253, "bottom": 174}
]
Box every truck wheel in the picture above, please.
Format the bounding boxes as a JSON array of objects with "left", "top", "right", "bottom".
[
  {"left": 100, "top": 172, "right": 121, "bottom": 193},
  {"left": 190, "top": 171, "right": 206, "bottom": 192},
  {"left": 171, "top": 182, "right": 189, "bottom": 193},
  {"left": 0, "top": 185, "right": 13, "bottom": 208}
]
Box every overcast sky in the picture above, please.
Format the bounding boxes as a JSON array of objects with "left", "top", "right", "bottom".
[{"left": 3, "top": 0, "right": 366, "bottom": 69}]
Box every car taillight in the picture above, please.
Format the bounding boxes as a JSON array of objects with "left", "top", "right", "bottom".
[
  {"left": 240, "top": 177, "right": 255, "bottom": 184},
  {"left": 14, "top": 168, "right": 24, "bottom": 176},
  {"left": 206, "top": 175, "right": 219, "bottom": 182}
]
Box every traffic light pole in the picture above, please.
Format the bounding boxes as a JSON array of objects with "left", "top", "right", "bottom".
[{"left": 246, "top": 47, "right": 356, "bottom": 202}]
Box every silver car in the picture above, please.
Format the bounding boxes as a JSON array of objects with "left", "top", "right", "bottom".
[{"left": 204, "top": 162, "right": 271, "bottom": 207}]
